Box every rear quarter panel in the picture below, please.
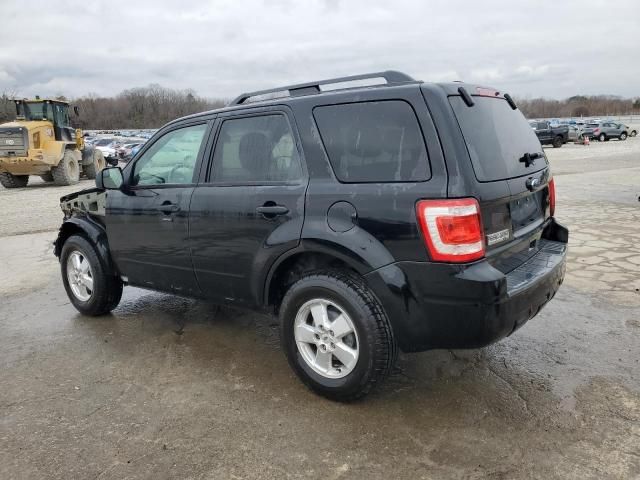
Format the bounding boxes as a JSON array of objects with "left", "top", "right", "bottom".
[{"left": 290, "top": 85, "right": 448, "bottom": 271}]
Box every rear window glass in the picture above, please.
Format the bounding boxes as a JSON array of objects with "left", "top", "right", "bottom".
[
  {"left": 313, "top": 101, "right": 430, "bottom": 183},
  {"left": 450, "top": 96, "right": 547, "bottom": 182}
]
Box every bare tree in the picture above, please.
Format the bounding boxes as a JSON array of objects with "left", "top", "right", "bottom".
[
  {"left": 517, "top": 95, "right": 640, "bottom": 119},
  {"left": 73, "top": 85, "right": 226, "bottom": 129},
  {"left": 0, "top": 90, "right": 19, "bottom": 123}
]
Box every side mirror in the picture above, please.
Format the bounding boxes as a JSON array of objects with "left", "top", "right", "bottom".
[
  {"left": 73, "top": 106, "right": 80, "bottom": 116},
  {"left": 96, "top": 166, "right": 123, "bottom": 190}
]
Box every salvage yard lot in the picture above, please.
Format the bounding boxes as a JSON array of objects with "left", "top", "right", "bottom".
[{"left": 1, "top": 139, "right": 639, "bottom": 478}]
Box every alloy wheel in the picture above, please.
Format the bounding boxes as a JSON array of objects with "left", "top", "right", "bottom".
[
  {"left": 66, "top": 251, "right": 94, "bottom": 302},
  {"left": 294, "top": 298, "right": 359, "bottom": 379}
]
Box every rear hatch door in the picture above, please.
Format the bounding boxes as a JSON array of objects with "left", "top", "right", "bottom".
[{"left": 448, "top": 91, "right": 552, "bottom": 273}]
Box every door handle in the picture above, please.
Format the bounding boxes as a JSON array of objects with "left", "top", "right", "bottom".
[
  {"left": 256, "top": 204, "right": 289, "bottom": 217},
  {"left": 156, "top": 202, "right": 180, "bottom": 214}
]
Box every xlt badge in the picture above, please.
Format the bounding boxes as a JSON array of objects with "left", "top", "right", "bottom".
[{"left": 486, "top": 229, "right": 510, "bottom": 246}]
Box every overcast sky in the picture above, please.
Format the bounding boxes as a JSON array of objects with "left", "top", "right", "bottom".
[{"left": 1, "top": 0, "right": 638, "bottom": 100}]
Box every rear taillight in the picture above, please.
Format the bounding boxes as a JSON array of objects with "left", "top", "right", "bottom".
[
  {"left": 548, "top": 178, "right": 556, "bottom": 217},
  {"left": 416, "top": 198, "right": 485, "bottom": 263}
]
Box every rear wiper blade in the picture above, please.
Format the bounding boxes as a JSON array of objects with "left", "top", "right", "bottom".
[{"left": 519, "top": 151, "right": 543, "bottom": 167}]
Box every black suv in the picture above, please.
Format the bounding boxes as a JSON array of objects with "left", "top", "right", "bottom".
[{"left": 54, "top": 71, "right": 568, "bottom": 401}]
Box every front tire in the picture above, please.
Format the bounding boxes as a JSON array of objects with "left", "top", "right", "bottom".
[
  {"left": 0, "top": 172, "right": 29, "bottom": 188},
  {"left": 52, "top": 150, "right": 80, "bottom": 186},
  {"left": 619, "top": 132, "right": 627, "bottom": 141},
  {"left": 280, "top": 271, "right": 397, "bottom": 401},
  {"left": 598, "top": 133, "right": 606, "bottom": 142},
  {"left": 60, "top": 235, "right": 123, "bottom": 316},
  {"left": 552, "top": 136, "right": 563, "bottom": 148},
  {"left": 40, "top": 172, "right": 54, "bottom": 182}
]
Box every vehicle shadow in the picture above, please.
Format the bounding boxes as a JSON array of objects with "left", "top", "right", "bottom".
[{"left": 73, "top": 287, "right": 565, "bottom": 426}]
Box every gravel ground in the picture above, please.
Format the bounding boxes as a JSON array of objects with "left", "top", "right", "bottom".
[
  {"left": 0, "top": 177, "right": 95, "bottom": 237},
  {"left": 0, "top": 138, "right": 639, "bottom": 479}
]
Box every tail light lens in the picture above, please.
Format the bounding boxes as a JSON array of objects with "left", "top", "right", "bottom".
[
  {"left": 416, "top": 198, "right": 485, "bottom": 263},
  {"left": 548, "top": 178, "right": 556, "bottom": 217}
]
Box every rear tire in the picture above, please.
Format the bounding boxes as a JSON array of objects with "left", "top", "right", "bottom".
[
  {"left": 0, "top": 172, "right": 29, "bottom": 188},
  {"left": 280, "top": 270, "right": 397, "bottom": 401},
  {"left": 552, "top": 136, "right": 563, "bottom": 148},
  {"left": 40, "top": 172, "right": 54, "bottom": 182},
  {"left": 598, "top": 133, "right": 606, "bottom": 142},
  {"left": 83, "top": 149, "right": 106, "bottom": 180},
  {"left": 60, "top": 234, "right": 123, "bottom": 316},
  {"left": 630, "top": 130, "right": 637, "bottom": 137},
  {"left": 52, "top": 150, "right": 80, "bottom": 186},
  {"left": 619, "top": 132, "right": 627, "bottom": 141}
]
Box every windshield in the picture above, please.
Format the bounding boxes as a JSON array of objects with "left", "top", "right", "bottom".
[
  {"left": 449, "top": 96, "right": 547, "bottom": 182},
  {"left": 95, "top": 138, "right": 114, "bottom": 146},
  {"left": 16, "top": 102, "right": 54, "bottom": 122}
]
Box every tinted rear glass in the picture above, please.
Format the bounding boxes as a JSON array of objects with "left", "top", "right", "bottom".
[
  {"left": 450, "top": 96, "right": 547, "bottom": 182},
  {"left": 313, "top": 101, "right": 430, "bottom": 183}
]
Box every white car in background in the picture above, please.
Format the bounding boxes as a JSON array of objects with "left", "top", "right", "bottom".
[
  {"left": 93, "top": 138, "right": 120, "bottom": 165},
  {"left": 621, "top": 123, "right": 638, "bottom": 137}
]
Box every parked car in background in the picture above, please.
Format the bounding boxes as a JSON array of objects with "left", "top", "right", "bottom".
[
  {"left": 129, "top": 143, "right": 144, "bottom": 159},
  {"left": 530, "top": 121, "right": 569, "bottom": 147},
  {"left": 567, "top": 125, "right": 584, "bottom": 142},
  {"left": 581, "top": 123, "right": 598, "bottom": 139},
  {"left": 116, "top": 142, "right": 145, "bottom": 162},
  {"left": 587, "top": 122, "right": 628, "bottom": 142},
  {"left": 93, "top": 138, "right": 120, "bottom": 165},
  {"left": 620, "top": 123, "right": 637, "bottom": 137}
]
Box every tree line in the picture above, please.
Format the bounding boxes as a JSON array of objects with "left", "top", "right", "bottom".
[
  {"left": 0, "top": 85, "right": 226, "bottom": 129},
  {"left": 516, "top": 95, "right": 640, "bottom": 119},
  {"left": 1, "top": 86, "right": 639, "bottom": 127}
]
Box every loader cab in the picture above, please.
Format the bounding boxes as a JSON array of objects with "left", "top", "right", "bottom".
[{"left": 15, "top": 99, "right": 78, "bottom": 143}]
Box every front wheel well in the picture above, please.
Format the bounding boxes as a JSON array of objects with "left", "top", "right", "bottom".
[
  {"left": 53, "top": 219, "right": 118, "bottom": 278},
  {"left": 267, "top": 252, "right": 360, "bottom": 313},
  {"left": 54, "top": 222, "right": 86, "bottom": 257}
]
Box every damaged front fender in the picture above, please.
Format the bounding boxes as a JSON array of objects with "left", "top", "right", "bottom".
[
  {"left": 60, "top": 187, "right": 106, "bottom": 218},
  {"left": 54, "top": 188, "right": 119, "bottom": 278}
]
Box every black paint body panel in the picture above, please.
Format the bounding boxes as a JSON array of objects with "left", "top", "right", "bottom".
[{"left": 56, "top": 78, "right": 568, "bottom": 353}]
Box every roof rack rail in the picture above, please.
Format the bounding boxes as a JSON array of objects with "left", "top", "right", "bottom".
[{"left": 228, "top": 70, "right": 415, "bottom": 106}]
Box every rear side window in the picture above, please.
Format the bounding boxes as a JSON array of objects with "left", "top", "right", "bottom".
[
  {"left": 313, "top": 101, "right": 430, "bottom": 183},
  {"left": 450, "top": 96, "right": 547, "bottom": 182},
  {"left": 211, "top": 114, "right": 302, "bottom": 183}
]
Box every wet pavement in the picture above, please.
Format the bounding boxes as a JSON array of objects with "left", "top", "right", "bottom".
[{"left": 1, "top": 140, "right": 639, "bottom": 479}]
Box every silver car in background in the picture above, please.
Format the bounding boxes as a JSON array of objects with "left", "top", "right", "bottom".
[
  {"left": 567, "top": 125, "right": 584, "bottom": 142},
  {"left": 583, "top": 122, "right": 629, "bottom": 142}
]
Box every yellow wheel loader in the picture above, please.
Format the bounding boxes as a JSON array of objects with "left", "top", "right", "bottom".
[{"left": 0, "top": 98, "right": 106, "bottom": 188}]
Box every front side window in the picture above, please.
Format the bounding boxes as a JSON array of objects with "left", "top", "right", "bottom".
[
  {"left": 211, "top": 114, "right": 302, "bottom": 183},
  {"left": 313, "top": 101, "right": 430, "bottom": 183},
  {"left": 53, "top": 104, "right": 70, "bottom": 126},
  {"left": 132, "top": 124, "right": 207, "bottom": 186}
]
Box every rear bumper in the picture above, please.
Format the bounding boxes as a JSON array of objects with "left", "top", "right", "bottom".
[{"left": 364, "top": 220, "right": 568, "bottom": 352}]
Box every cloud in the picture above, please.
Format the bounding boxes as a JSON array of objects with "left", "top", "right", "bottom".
[{"left": 0, "top": 0, "right": 637, "bottom": 99}]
